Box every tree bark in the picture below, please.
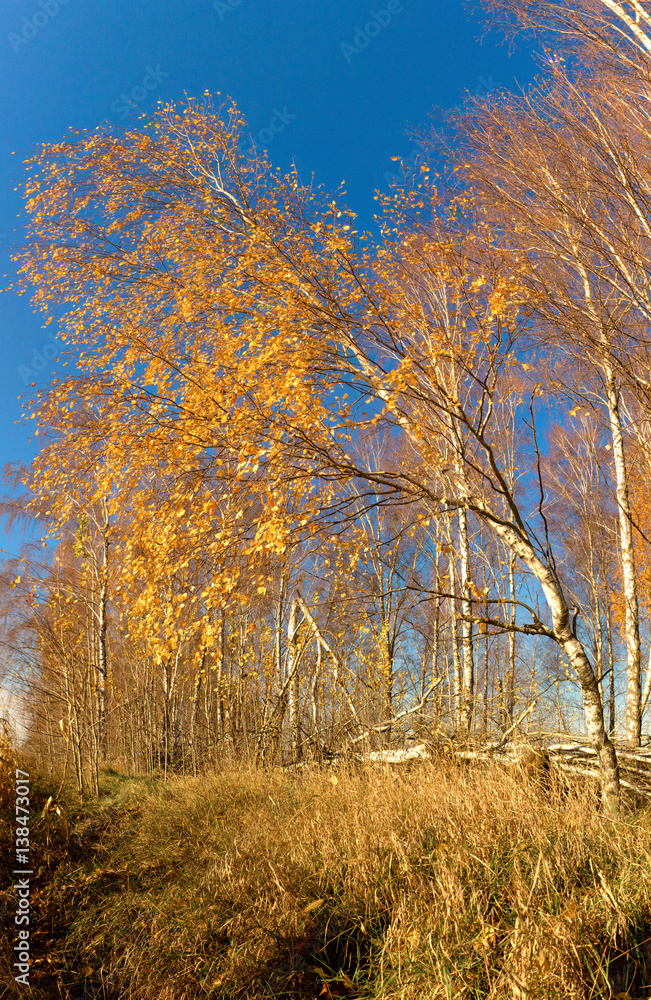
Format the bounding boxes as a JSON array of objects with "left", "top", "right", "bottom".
[
  {"left": 311, "top": 639, "right": 321, "bottom": 734},
  {"left": 445, "top": 513, "right": 463, "bottom": 729},
  {"left": 475, "top": 503, "right": 620, "bottom": 811},
  {"left": 506, "top": 552, "right": 517, "bottom": 726},
  {"left": 287, "top": 597, "right": 300, "bottom": 762},
  {"left": 458, "top": 506, "right": 475, "bottom": 732},
  {"left": 190, "top": 648, "right": 205, "bottom": 777},
  {"left": 96, "top": 521, "right": 109, "bottom": 760},
  {"left": 606, "top": 370, "right": 641, "bottom": 747}
]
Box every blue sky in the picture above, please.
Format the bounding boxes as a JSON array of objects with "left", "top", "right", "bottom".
[{"left": 0, "top": 0, "right": 536, "bottom": 557}]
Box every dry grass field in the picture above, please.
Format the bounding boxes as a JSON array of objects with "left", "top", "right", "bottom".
[{"left": 2, "top": 748, "right": 651, "bottom": 999}]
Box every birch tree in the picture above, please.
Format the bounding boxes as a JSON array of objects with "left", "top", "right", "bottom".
[
  {"left": 475, "top": 0, "right": 651, "bottom": 69},
  {"left": 14, "top": 99, "right": 622, "bottom": 806},
  {"left": 442, "top": 44, "right": 651, "bottom": 744}
]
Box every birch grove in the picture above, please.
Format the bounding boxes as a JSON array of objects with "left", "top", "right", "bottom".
[{"left": 8, "top": 2, "right": 651, "bottom": 812}]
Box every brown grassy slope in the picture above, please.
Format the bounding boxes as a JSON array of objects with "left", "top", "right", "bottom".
[{"left": 3, "top": 757, "right": 651, "bottom": 999}]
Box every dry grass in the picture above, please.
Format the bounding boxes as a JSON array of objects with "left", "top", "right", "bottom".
[{"left": 5, "top": 756, "right": 651, "bottom": 998}]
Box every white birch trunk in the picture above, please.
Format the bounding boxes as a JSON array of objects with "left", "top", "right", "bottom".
[
  {"left": 96, "top": 525, "right": 109, "bottom": 760},
  {"left": 640, "top": 640, "right": 651, "bottom": 725},
  {"left": 444, "top": 512, "right": 463, "bottom": 728},
  {"left": 606, "top": 370, "right": 641, "bottom": 747},
  {"left": 458, "top": 505, "right": 475, "bottom": 732},
  {"left": 603, "top": 598, "right": 616, "bottom": 736},
  {"left": 311, "top": 640, "right": 321, "bottom": 734},
  {"left": 476, "top": 505, "right": 620, "bottom": 810},
  {"left": 287, "top": 597, "right": 300, "bottom": 761},
  {"left": 294, "top": 593, "right": 365, "bottom": 734},
  {"left": 507, "top": 552, "right": 516, "bottom": 725}
]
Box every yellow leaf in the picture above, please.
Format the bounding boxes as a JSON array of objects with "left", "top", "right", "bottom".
[{"left": 301, "top": 898, "right": 324, "bottom": 915}]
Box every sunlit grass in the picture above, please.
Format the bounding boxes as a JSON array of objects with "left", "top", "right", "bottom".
[{"left": 9, "top": 755, "right": 651, "bottom": 998}]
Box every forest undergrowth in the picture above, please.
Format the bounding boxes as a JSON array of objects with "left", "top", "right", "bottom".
[{"left": 3, "top": 747, "right": 651, "bottom": 999}]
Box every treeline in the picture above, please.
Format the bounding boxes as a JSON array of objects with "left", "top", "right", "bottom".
[
  {"left": 1, "top": 491, "right": 555, "bottom": 795},
  {"left": 5, "top": 0, "right": 651, "bottom": 811}
]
